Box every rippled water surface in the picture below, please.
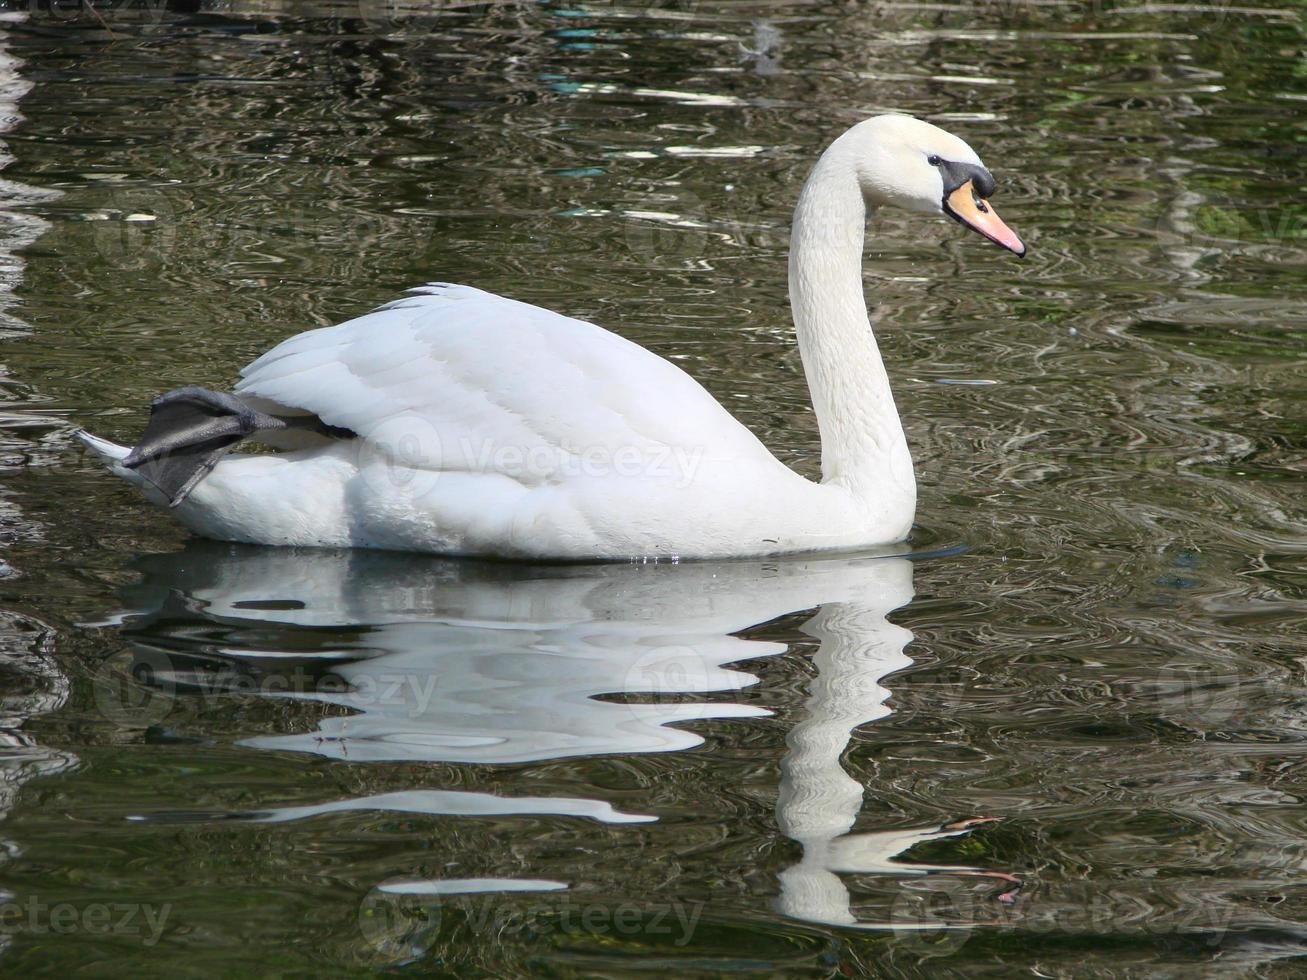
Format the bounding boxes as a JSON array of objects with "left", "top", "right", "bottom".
[{"left": 0, "top": 0, "right": 1305, "bottom": 975}]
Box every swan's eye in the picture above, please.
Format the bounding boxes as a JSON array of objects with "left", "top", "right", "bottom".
[{"left": 928, "top": 155, "right": 942, "bottom": 166}]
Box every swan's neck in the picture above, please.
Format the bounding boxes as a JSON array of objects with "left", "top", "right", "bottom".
[{"left": 788, "top": 146, "right": 914, "bottom": 508}]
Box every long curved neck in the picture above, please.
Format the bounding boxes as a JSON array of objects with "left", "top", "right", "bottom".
[{"left": 788, "top": 143, "right": 914, "bottom": 506}]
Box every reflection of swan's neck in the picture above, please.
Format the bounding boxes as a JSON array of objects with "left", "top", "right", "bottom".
[
  {"left": 789, "top": 142, "right": 912, "bottom": 502},
  {"left": 777, "top": 601, "right": 913, "bottom": 845},
  {"left": 775, "top": 595, "right": 914, "bottom": 928}
]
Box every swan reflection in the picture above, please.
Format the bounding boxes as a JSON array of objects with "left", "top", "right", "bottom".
[{"left": 104, "top": 541, "right": 1012, "bottom": 932}]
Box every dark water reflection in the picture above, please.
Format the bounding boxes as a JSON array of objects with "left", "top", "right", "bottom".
[
  {"left": 0, "top": 0, "right": 1304, "bottom": 974},
  {"left": 101, "top": 541, "right": 1032, "bottom": 968},
  {"left": 108, "top": 544, "right": 1013, "bottom": 947}
]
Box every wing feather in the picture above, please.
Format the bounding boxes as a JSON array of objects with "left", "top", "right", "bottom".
[{"left": 234, "top": 284, "right": 771, "bottom": 473}]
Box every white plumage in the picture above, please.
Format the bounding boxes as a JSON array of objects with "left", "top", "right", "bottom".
[
  {"left": 79, "top": 115, "right": 1024, "bottom": 560},
  {"left": 239, "top": 283, "right": 770, "bottom": 465}
]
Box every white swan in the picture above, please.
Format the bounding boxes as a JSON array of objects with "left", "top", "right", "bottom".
[{"left": 78, "top": 114, "right": 1024, "bottom": 560}]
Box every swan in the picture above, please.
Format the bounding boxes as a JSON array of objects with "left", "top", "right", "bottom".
[{"left": 78, "top": 114, "right": 1024, "bottom": 560}]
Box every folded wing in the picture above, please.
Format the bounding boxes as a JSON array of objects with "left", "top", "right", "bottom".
[{"left": 234, "top": 284, "right": 772, "bottom": 485}]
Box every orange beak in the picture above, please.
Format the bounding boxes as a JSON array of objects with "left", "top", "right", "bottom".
[{"left": 944, "top": 181, "right": 1026, "bottom": 256}]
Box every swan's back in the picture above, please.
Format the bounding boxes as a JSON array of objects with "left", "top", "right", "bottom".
[{"left": 235, "top": 283, "right": 769, "bottom": 474}]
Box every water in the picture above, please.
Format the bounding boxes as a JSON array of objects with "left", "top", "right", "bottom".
[{"left": 0, "top": 0, "right": 1305, "bottom": 974}]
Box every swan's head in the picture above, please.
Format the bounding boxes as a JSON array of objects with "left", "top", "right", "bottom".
[{"left": 844, "top": 114, "right": 1026, "bottom": 256}]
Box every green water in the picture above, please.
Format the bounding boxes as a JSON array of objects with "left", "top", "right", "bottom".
[{"left": 0, "top": 0, "right": 1305, "bottom": 975}]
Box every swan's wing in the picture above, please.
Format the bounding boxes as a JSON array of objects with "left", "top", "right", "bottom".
[{"left": 233, "top": 284, "right": 771, "bottom": 479}]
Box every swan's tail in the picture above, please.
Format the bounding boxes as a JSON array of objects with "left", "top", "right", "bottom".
[
  {"left": 79, "top": 387, "right": 357, "bottom": 508},
  {"left": 76, "top": 429, "right": 170, "bottom": 505},
  {"left": 77, "top": 429, "right": 130, "bottom": 465},
  {"left": 79, "top": 387, "right": 293, "bottom": 507}
]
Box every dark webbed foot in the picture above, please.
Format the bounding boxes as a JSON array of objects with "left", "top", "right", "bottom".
[{"left": 123, "top": 387, "right": 290, "bottom": 506}]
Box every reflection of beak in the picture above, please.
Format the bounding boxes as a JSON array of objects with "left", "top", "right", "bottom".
[{"left": 944, "top": 181, "right": 1026, "bottom": 256}]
